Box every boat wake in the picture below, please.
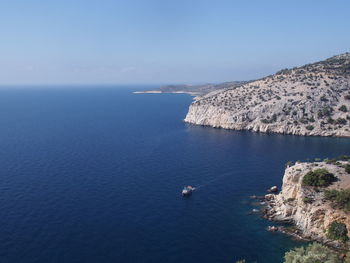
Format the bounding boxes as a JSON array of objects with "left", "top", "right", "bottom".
[{"left": 194, "top": 171, "right": 233, "bottom": 190}]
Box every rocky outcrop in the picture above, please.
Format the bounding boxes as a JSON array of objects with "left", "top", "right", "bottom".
[
  {"left": 185, "top": 53, "right": 350, "bottom": 137},
  {"left": 265, "top": 161, "right": 350, "bottom": 249}
]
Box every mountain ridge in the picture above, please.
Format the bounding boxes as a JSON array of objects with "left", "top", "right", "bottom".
[{"left": 134, "top": 81, "right": 248, "bottom": 96}]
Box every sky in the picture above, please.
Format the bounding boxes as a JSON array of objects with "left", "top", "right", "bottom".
[{"left": 0, "top": 0, "right": 349, "bottom": 85}]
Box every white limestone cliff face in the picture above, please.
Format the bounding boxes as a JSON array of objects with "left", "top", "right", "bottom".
[
  {"left": 185, "top": 53, "right": 350, "bottom": 137},
  {"left": 267, "top": 161, "right": 350, "bottom": 248}
]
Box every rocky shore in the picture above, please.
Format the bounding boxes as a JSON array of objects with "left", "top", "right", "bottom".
[
  {"left": 185, "top": 53, "right": 350, "bottom": 137},
  {"left": 261, "top": 160, "right": 350, "bottom": 250}
]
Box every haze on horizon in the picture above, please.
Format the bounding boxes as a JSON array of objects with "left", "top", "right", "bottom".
[{"left": 1, "top": 0, "right": 349, "bottom": 85}]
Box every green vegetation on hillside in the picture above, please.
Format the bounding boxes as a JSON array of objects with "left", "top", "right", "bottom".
[
  {"left": 325, "top": 155, "right": 350, "bottom": 165},
  {"left": 284, "top": 243, "right": 347, "bottom": 263},
  {"left": 237, "top": 243, "right": 350, "bottom": 263},
  {"left": 303, "top": 197, "right": 314, "bottom": 204},
  {"left": 285, "top": 161, "right": 295, "bottom": 168},
  {"left": 325, "top": 189, "right": 350, "bottom": 211},
  {"left": 327, "top": 221, "right": 349, "bottom": 242},
  {"left": 306, "top": 125, "right": 314, "bottom": 131},
  {"left": 345, "top": 164, "right": 350, "bottom": 174},
  {"left": 302, "top": 168, "right": 336, "bottom": 187},
  {"left": 339, "top": 105, "right": 348, "bottom": 112}
]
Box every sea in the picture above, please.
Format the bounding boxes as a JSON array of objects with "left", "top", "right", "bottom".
[{"left": 0, "top": 86, "right": 349, "bottom": 263}]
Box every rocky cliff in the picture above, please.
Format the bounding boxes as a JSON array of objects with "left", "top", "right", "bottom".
[
  {"left": 185, "top": 53, "right": 350, "bottom": 137},
  {"left": 266, "top": 161, "right": 350, "bottom": 249}
]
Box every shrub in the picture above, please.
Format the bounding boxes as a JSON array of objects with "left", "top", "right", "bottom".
[
  {"left": 326, "top": 156, "right": 350, "bottom": 164},
  {"left": 337, "top": 155, "right": 350, "bottom": 161},
  {"left": 336, "top": 118, "right": 347, "bottom": 125},
  {"left": 285, "top": 161, "right": 295, "bottom": 168},
  {"left": 284, "top": 243, "right": 343, "bottom": 263},
  {"left": 303, "top": 197, "right": 314, "bottom": 204},
  {"left": 300, "top": 118, "right": 309, "bottom": 124},
  {"left": 339, "top": 105, "right": 348, "bottom": 112},
  {"left": 276, "top": 68, "right": 289, "bottom": 75},
  {"left": 328, "top": 117, "right": 335, "bottom": 124},
  {"left": 271, "top": 114, "right": 277, "bottom": 122},
  {"left": 325, "top": 189, "right": 350, "bottom": 211},
  {"left": 326, "top": 158, "right": 338, "bottom": 164},
  {"left": 261, "top": 114, "right": 277, "bottom": 124},
  {"left": 302, "top": 168, "right": 336, "bottom": 187},
  {"left": 306, "top": 125, "right": 314, "bottom": 131},
  {"left": 327, "top": 221, "right": 349, "bottom": 242},
  {"left": 318, "top": 106, "right": 333, "bottom": 118},
  {"left": 320, "top": 95, "right": 329, "bottom": 102},
  {"left": 345, "top": 164, "right": 350, "bottom": 174}
]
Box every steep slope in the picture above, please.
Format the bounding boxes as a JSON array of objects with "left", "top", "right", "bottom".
[
  {"left": 185, "top": 53, "right": 350, "bottom": 137},
  {"left": 265, "top": 160, "right": 350, "bottom": 249}
]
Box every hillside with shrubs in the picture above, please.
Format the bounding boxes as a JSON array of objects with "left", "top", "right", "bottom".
[
  {"left": 265, "top": 157, "right": 350, "bottom": 250},
  {"left": 185, "top": 53, "right": 350, "bottom": 137}
]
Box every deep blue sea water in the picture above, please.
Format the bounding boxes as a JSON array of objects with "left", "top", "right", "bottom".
[{"left": 0, "top": 86, "right": 349, "bottom": 263}]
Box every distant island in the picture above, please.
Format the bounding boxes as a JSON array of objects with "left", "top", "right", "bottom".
[
  {"left": 185, "top": 53, "right": 350, "bottom": 137},
  {"left": 133, "top": 81, "right": 247, "bottom": 96}
]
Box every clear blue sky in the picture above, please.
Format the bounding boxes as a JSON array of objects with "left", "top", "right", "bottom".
[{"left": 0, "top": 0, "right": 349, "bottom": 85}]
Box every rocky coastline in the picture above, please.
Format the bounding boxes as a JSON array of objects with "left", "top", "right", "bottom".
[
  {"left": 258, "top": 160, "right": 350, "bottom": 250},
  {"left": 185, "top": 53, "right": 350, "bottom": 137}
]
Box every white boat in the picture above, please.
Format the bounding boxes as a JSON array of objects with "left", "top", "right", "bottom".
[{"left": 182, "top": 186, "right": 195, "bottom": 196}]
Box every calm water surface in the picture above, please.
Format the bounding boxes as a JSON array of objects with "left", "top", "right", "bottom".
[{"left": 0, "top": 86, "right": 349, "bottom": 263}]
